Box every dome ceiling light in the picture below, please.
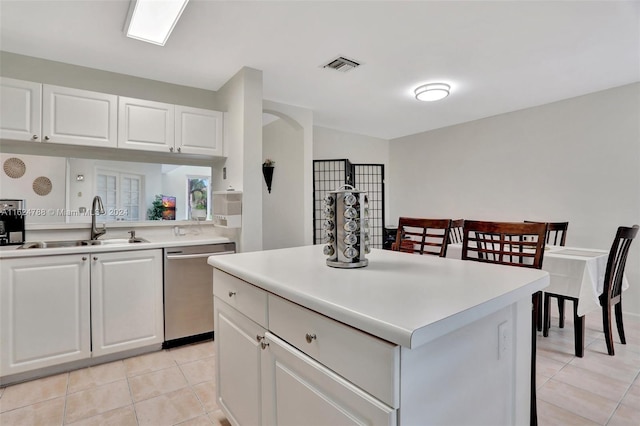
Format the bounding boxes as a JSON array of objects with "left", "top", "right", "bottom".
[{"left": 414, "top": 83, "right": 450, "bottom": 102}]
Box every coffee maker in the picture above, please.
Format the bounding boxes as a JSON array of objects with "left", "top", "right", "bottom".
[{"left": 0, "top": 199, "right": 26, "bottom": 246}]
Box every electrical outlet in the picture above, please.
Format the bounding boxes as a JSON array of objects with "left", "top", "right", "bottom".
[{"left": 498, "top": 321, "right": 510, "bottom": 360}]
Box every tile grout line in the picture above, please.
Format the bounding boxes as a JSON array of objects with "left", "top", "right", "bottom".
[
  {"left": 62, "top": 372, "right": 70, "bottom": 426},
  {"left": 176, "top": 355, "right": 209, "bottom": 424},
  {"left": 125, "top": 367, "right": 140, "bottom": 426}
]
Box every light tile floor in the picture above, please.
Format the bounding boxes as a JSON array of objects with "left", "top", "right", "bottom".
[
  {"left": 0, "top": 341, "right": 230, "bottom": 426},
  {"left": 537, "top": 309, "right": 640, "bottom": 425},
  {"left": 1, "top": 311, "right": 639, "bottom": 425}
]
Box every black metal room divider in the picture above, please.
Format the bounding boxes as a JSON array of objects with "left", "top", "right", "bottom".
[{"left": 313, "top": 159, "right": 385, "bottom": 249}]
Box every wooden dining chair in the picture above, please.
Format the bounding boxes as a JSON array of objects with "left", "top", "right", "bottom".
[
  {"left": 462, "top": 221, "right": 547, "bottom": 268},
  {"left": 448, "top": 219, "right": 464, "bottom": 244},
  {"left": 543, "top": 224, "right": 638, "bottom": 357},
  {"left": 393, "top": 217, "right": 451, "bottom": 257},
  {"left": 525, "top": 221, "right": 568, "bottom": 246},
  {"left": 461, "top": 220, "right": 547, "bottom": 426},
  {"left": 525, "top": 221, "right": 569, "bottom": 330}
]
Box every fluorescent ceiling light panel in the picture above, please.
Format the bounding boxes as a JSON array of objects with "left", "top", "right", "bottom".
[{"left": 126, "top": 0, "right": 189, "bottom": 46}]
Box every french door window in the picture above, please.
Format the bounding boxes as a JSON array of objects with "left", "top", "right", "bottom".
[{"left": 96, "top": 170, "right": 144, "bottom": 222}]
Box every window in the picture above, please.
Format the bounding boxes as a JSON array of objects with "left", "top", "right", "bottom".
[
  {"left": 96, "top": 169, "right": 144, "bottom": 222},
  {"left": 187, "top": 176, "right": 210, "bottom": 220}
]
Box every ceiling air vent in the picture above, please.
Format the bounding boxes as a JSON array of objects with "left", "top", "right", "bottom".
[{"left": 322, "top": 56, "right": 361, "bottom": 72}]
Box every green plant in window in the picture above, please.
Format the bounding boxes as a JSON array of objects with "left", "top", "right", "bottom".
[
  {"left": 189, "top": 179, "right": 208, "bottom": 211},
  {"left": 147, "top": 194, "right": 164, "bottom": 220}
]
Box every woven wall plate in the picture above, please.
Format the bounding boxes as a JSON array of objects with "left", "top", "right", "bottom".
[
  {"left": 33, "top": 176, "right": 53, "bottom": 196},
  {"left": 3, "top": 157, "right": 26, "bottom": 179}
]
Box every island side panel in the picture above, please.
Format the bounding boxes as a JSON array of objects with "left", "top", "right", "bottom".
[{"left": 399, "top": 299, "right": 531, "bottom": 425}]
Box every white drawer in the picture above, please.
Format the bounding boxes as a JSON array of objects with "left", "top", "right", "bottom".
[
  {"left": 213, "top": 269, "right": 268, "bottom": 328},
  {"left": 268, "top": 295, "right": 399, "bottom": 408}
]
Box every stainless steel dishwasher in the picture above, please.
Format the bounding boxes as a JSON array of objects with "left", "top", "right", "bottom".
[{"left": 163, "top": 242, "right": 236, "bottom": 348}]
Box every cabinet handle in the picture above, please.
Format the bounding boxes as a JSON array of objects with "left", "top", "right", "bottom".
[
  {"left": 169, "top": 147, "right": 174, "bottom": 152},
  {"left": 256, "top": 335, "right": 264, "bottom": 342},
  {"left": 261, "top": 341, "right": 269, "bottom": 350},
  {"left": 93, "top": 256, "right": 98, "bottom": 261},
  {"left": 44, "top": 136, "right": 50, "bottom": 141},
  {"left": 32, "top": 135, "right": 38, "bottom": 140},
  {"left": 228, "top": 291, "right": 236, "bottom": 297},
  {"left": 305, "top": 333, "right": 317, "bottom": 343},
  {"left": 82, "top": 256, "right": 87, "bottom": 261},
  {"left": 177, "top": 147, "right": 181, "bottom": 153}
]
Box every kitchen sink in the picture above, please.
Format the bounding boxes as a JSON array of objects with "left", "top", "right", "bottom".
[
  {"left": 18, "top": 238, "right": 149, "bottom": 249},
  {"left": 83, "top": 238, "right": 149, "bottom": 245}
]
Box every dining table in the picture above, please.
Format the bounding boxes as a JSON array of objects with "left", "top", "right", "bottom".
[{"left": 446, "top": 243, "right": 628, "bottom": 318}]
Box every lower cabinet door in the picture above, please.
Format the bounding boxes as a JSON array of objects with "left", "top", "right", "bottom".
[
  {"left": 263, "top": 332, "right": 396, "bottom": 426},
  {"left": 0, "top": 255, "right": 91, "bottom": 376},
  {"left": 91, "top": 250, "right": 163, "bottom": 357},
  {"left": 214, "top": 298, "right": 268, "bottom": 426}
]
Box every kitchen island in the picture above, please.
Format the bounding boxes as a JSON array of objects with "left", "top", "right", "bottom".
[{"left": 208, "top": 245, "right": 548, "bottom": 425}]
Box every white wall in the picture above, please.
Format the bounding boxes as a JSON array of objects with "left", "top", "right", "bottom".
[
  {"left": 0, "top": 153, "right": 66, "bottom": 224},
  {"left": 389, "top": 83, "right": 640, "bottom": 315},
  {"left": 264, "top": 100, "right": 314, "bottom": 246},
  {"left": 313, "top": 126, "right": 391, "bottom": 225},
  {"left": 314, "top": 126, "right": 390, "bottom": 164},
  {"left": 217, "top": 67, "right": 264, "bottom": 252},
  {"left": 262, "top": 118, "right": 304, "bottom": 249},
  {"left": 0, "top": 52, "right": 221, "bottom": 110}
]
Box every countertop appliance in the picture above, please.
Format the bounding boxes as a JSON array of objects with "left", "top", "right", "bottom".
[
  {"left": 0, "top": 199, "right": 25, "bottom": 246},
  {"left": 163, "top": 242, "right": 236, "bottom": 348}
]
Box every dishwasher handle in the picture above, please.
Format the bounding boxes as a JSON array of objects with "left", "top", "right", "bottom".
[{"left": 166, "top": 251, "right": 235, "bottom": 260}]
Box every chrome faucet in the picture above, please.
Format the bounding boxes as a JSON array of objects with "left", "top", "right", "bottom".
[{"left": 90, "top": 195, "right": 106, "bottom": 240}]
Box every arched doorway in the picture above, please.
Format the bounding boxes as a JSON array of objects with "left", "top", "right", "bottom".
[{"left": 261, "top": 111, "right": 305, "bottom": 249}]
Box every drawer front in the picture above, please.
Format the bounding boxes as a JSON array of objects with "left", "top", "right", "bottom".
[
  {"left": 268, "top": 295, "right": 399, "bottom": 408},
  {"left": 264, "top": 332, "right": 396, "bottom": 426},
  {"left": 213, "top": 269, "right": 268, "bottom": 328}
]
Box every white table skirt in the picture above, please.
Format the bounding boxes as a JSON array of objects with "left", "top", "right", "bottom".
[{"left": 446, "top": 244, "right": 628, "bottom": 316}]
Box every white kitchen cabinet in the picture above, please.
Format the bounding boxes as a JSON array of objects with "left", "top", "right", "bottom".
[
  {"left": 175, "top": 105, "right": 224, "bottom": 156},
  {"left": 42, "top": 84, "right": 117, "bottom": 147},
  {"left": 0, "top": 77, "right": 42, "bottom": 142},
  {"left": 0, "top": 79, "right": 117, "bottom": 147},
  {"left": 213, "top": 270, "right": 396, "bottom": 426},
  {"left": 211, "top": 246, "right": 544, "bottom": 425},
  {"left": 118, "top": 96, "right": 175, "bottom": 152},
  {"left": 91, "top": 249, "right": 164, "bottom": 357},
  {"left": 0, "top": 249, "right": 163, "bottom": 382},
  {"left": 1, "top": 78, "right": 224, "bottom": 157},
  {"left": 214, "top": 297, "right": 269, "bottom": 426},
  {"left": 119, "top": 98, "right": 224, "bottom": 156},
  {"left": 0, "top": 254, "right": 91, "bottom": 377}
]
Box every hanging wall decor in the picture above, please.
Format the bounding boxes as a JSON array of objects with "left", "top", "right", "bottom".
[
  {"left": 3, "top": 157, "right": 26, "bottom": 179},
  {"left": 262, "top": 159, "right": 275, "bottom": 193},
  {"left": 32, "top": 176, "right": 53, "bottom": 196}
]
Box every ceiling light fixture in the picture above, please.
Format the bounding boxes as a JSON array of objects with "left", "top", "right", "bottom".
[
  {"left": 414, "top": 83, "right": 450, "bottom": 102},
  {"left": 125, "top": 0, "right": 189, "bottom": 46}
]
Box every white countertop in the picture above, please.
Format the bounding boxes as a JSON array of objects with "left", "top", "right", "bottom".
[
  {"left": 208, "top": 245, "right": 549, "bottom": 348},
  {"left": 0, "top": 234, "right": 231, "bottom": 259}
]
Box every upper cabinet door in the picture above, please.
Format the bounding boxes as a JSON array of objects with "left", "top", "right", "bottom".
[
  {"left": 42, "top": 85, "right": 117, "bottom": 147},
  {"left": 118, "top": 97, "right": 175, "bottom": 152},
  {"left": 175, "top": 106, "right": 224, "bottom": 156},
  {"left": 0, "top": 78, "right": 42, "bottom": 142}
]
